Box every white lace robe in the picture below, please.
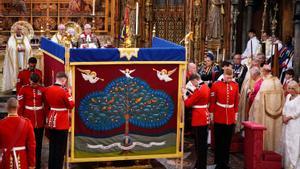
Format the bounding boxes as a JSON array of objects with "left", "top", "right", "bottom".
[{"left": 282, "top": 94, "right": 300, "bottom": 169}]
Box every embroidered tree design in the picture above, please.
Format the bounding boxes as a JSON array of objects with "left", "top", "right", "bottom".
[{"left": 79, "top": 77, "right": 174, "bottom": 145}]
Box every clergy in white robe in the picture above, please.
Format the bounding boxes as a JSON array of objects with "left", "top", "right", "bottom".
[
  {"left": 2, "top": 26, "right": 32, "bottom": 92},
  {"left": 51, "top": 24, "right": 65, "bottom": 45},
  {"left": 242, "top": 29, "right": 261, "bottom": 66},
  {"left": 261, "top": 32, "right": 273, "bottom": 60},
  {"left": 282, "top": 81, "right": 300, "bottom": 169}
]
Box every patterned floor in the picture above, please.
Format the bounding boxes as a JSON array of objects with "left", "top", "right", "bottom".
[
  {"left": 38, "top": 137, "right": 244, "bottom": 169},
  {"left": 153, "top": 138, "right": 244, "bottom": 169}
]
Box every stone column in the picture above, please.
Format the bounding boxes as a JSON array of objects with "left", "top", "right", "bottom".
[
  {"left": 242, "top": 0, "right": 254, "bottom": 50},
  {"left": 294, "top": 0, "right": 300, "bottom": 80},
  {"left": 231, "top": 0, "right": 240, "bottom": 54},
  {"left": 144, "top": 0, "right": 152, "bottom": 47}
]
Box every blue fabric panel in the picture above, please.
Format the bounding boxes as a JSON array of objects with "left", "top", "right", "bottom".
[
  {"left": 40, "top": 37, "right": 65, "bottom": 61},
  {"left": 40, "top": 37, "right": 185, "bottom": 62},
  {"left": 70, "top": 48, "right": 120, "bottom": 62},
  {"left": 69, "top": 48, "right": 185, "bottom": 62},
  {"left": 136, "top": 48, "right": 185, "bottom": 61},
  {"left": 152, "top": 37, "right": 184, "bottom": 49}
]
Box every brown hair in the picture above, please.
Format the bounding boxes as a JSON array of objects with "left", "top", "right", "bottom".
[
  {"left": 224, "top": 67, "right": 233, "bottom": 76},
  {"left": 189, "top": 73, "right": 200, "bottom": 81},
  {"left": 6, "top": 97, "right": 18, "bottom": 111},
  {"left": 56, "top": 72, "right": 68, "bottom": 79}
]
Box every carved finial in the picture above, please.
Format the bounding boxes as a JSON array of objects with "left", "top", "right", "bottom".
[{"left": 152, "top": 24, "right": 156, "bottom": 37}]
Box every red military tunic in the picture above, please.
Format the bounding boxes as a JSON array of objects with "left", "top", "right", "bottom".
[
  {"left": 209, "top": 80, "right": 239, "bottom": 125},
  {"left": 184, "top": 83, "right": 211, "bottom": 126},
  {"left": 0, "top": 116, "right": 36, "bottom": 169},
  {"left": 44, "top": 84, "right": 75, "bottom": 130},
  {"left": 17, "top": 84, "right": 45, "bottom": 128},
  {"left": 16, "top": 68, "right": 43, "bottom": 93}
]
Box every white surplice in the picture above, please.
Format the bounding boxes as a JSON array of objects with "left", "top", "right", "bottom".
[
  {"left": 241, "top": 36, "right": 261, "bottom": 66},
  {"left": 2, "top": 34, "right": 32, "bottom": 92}
]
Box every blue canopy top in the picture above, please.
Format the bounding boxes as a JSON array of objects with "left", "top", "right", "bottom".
[{"left": 40, "top": 37, "right": 185, "bottom": 63}]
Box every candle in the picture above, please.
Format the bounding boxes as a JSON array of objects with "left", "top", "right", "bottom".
[
  {"left": 92, "top": 0, "right": 95, "bottom": 15},
  {"left": 216, "top": 47, "right": 220, "bottom": 63},
  {"left": 222, "top": 48, "right": 225, "bottom": 61},
  {"left": 136, "top": 2, "right": 139, "bottom": 35}
]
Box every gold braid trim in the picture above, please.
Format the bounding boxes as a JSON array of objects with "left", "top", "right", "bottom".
[{"left": 263, "top": 91, "right": 283, "bottom": 119}]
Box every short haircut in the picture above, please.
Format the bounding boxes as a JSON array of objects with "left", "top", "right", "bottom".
[
  {"left": 84, "top": 24, "right": 92, "bottom": 29},
  {"left": 248, "top": 29, "right": 256, "bottom": 34},
  {"left": 187, "top": 62, "right": 196, "bottom": 69},
  {"left": 250, "top": 67, "right": 261, "bottom": 76},
  {"left": 30, "top": 73, "right": 40, "bottom": 83},
  {"left": 56, "top": 72, "right": 68, "bottom": 79},
  {"left": 189, "top": 73, "right": 200, "bottom": 81},
  {"left": 6, "top": 97, "right": 18, "bottom": 111},
  {"left": 221, "top": 60, "right": 232, "bottom": 68},
  {"left": 262, "top": 64, "right": 271, "bottom": 72},
  {"left": 224, "top": 67, "right": 233, "bottom": 76},
  {"left": 28, "top": 57, "right": 37, "bottom": 64},
  {"left": 287, "top": 80, "right": 300, "bottom": 93},
  {"left": 233, "top": 54, "right": 242, "bottom": 58},
  {"left": 285, "top": 69, "right": 295, "bottom": 77},
  {"left": 262, "top": 31, "right": 270, "bottom": 36},
  {"left": 255, "top": 53, "right": 266, "bottom": 59}
]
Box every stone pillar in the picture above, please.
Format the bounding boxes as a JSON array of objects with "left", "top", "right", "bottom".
[
  {"left": 242, "top": 121, "right": 266, "bottom": 169},
  {"left": 242, "top": 0, "right": 254, "bottom": 50},
  {"left": 294, "top": 0, "right": 300, "bottom": 80},
  {"left": 231, "top": 0, "right": 240, "bottom": 54},
  {"left": 144, "top": 0, "right": 152, "bottom": 47}
]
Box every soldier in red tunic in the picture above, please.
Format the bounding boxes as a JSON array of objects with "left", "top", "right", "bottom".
[
  {"left": 0, "top": 97, "right": 36, "bottom": 169},
  {"left": 209, "top": 68, "right": 239, "bottom": 169},
  {"left": 182, "top": 73, "right": 210, "bottom": 169},
  {"left": 17, "top": 73, "right": 45, "bottom": 169},
  {"left": 44, "top": 72, "right": 74, "bottom": 169},
  {"left": 16, "top": 57, "right": 42, "bottom": 94}
]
